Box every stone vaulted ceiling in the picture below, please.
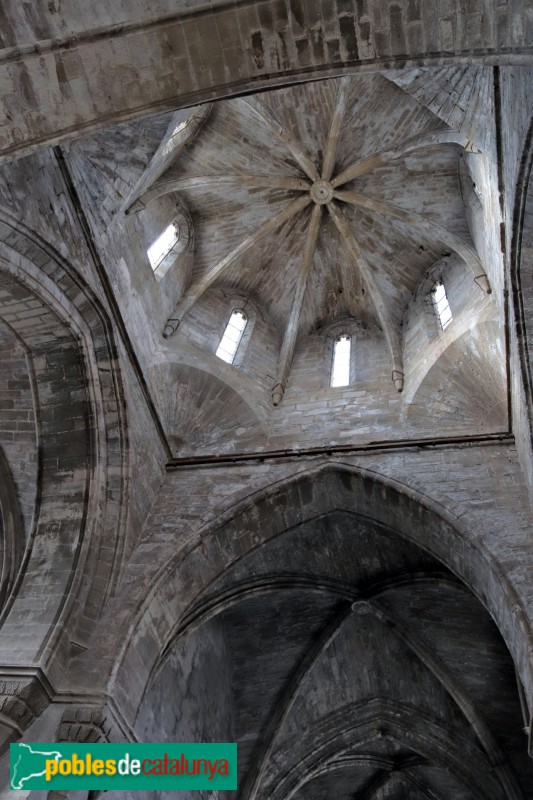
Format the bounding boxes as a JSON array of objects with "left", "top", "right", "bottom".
[
  {"left": 151, "top": 74, "right": 487, "bottom": 399},
  {"left": 0, "top": 6, "right": 531, "bottom": 795},
  {"left": 136, "top": 502, "right": 532, "bottom": 800},
  {"left": 81, "top": 69, "right": 506, "bottom": 454},
  {"left": 59, "top": 67, "right": 527, "bottom": 800}
]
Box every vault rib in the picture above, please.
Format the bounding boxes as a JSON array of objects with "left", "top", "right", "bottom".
[
  {"left": 121, "top": 103, "right": 213, "bottom": 215},
  {"left": 362, "top": 770, "right": 442, "bottom": 800},
  {"left": 123, "top": 174, "right": 311, "bottom": 213},
  {"left": 356, "top": 770, "right": 403, "bottom": 800},
  {"left": 272, "top": 204, "right": 322, "bottom": 406},
  {"left": 322, "top": 77, "right": 351, "bottom": 182},
  {"left": 275, "top": 701, "right": 494, "bottom": 800},
  {"left": 402, "top": 767, "right": 450, "bottom": 800},
  {"left": 332, "top": 129, "right": 482, "bottom": 188},
  {"left": 291, "top": 757, "right": 439, "bottom": 800},
  {"left": 168, "top": 570, "right": 461, "bottom": 651},
  {"left": 366, "top": 600, "right": 525, "bottom": 800},
  {"left": 180, "top": 572, "right": 453, "bottom": 800},
  {"left": 305, "top": 754, "right": 398, "bottom": 776},
  {"left": 162, "top": 195, "right": 311, "bottom": 338},
  {"left": 327, "top": 201, "right": 405, "bottom": 391},
  {"left": 299, "top": 754, "right": 416, "bottom": 781},
  {"left": 334, "top": 189, "right": 491, "bottom": 291},
  {"left": 239, "top": 603, "right": 354, "bottom": 800},
  {"left": 237, "top": 96, "right": 320, "bottom": 182}
]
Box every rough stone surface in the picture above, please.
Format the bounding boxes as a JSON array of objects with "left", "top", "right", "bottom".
[
  {"left": 0, "top": 6, "right": 532, "bottom": 800},
  {"left": 2, "top": 2, "right": 533, "bottom": 161}
]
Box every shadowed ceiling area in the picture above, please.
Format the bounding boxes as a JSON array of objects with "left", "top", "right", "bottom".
[{"left": 139, "top": 509, "right": 531, "bottom": 800}]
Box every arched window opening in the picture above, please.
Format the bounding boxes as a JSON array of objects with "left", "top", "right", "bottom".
[
  {"left": 147, "top": 223, "right": 180, "bottom": 271},
  {"left": 216, "top": 310, "right": 247, "bottom": 364},
  {"left": 331, "top": 334, "right": 351, "bottom": 387},
  {"left": 432, "top": 280, "right": 453, "bottom": 330}
]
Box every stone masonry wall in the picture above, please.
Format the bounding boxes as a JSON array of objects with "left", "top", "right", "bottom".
[
  {"left": 2, "top": 2, "right": 533, "bottom": 161},
  {"left": 0, "top": 147, "right": 168, "bottom": 578}
]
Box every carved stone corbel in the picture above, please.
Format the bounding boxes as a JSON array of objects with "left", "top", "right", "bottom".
[
  {"left": 57, "top": 706, "right": 113, "bottom": 744},
  {"left": 0, "top": 669, "right": 53, "bottom": 753}
]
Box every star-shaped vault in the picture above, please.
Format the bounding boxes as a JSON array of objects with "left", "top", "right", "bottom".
[{"left": 123, "top": 75, "right": 491, "bottom": 406}]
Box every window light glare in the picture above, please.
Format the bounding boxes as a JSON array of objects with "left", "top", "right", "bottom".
[
  {"left": 216, "top": 311, "right": 247, "bottom": 364},
  {"left": 147, "top": 224, "right": 178, "bottom": 271},
  {"left": 432, "top": 281, "right": 453, "bottom": 330},
  {"left": 331, "top": 334, "right": 351, "bottom": 387}
]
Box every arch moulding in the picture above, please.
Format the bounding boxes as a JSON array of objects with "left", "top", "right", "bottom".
[{"left": 83, "top": 461, "right": 533, "bottom": 731}]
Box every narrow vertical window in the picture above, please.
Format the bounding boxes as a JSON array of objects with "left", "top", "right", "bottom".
[
  {"left": 147, "top": 223, "right": 179, "bottom": 271},
  {"left": 216, "top": 310, "right": 247, "bottom": 364},
  {"left": 331, "top": 334, "right": 351, "bottom": 387},
  {"left": 432, "top": 280, "right": 453, "bottom": 330}
]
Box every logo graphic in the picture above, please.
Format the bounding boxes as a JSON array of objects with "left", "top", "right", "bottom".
[
  {"left": 11, "top": 743, "right": 63, "bottom": 790},
  {"left": 10, "top": 742, "right": 237, "bottom": 791}
]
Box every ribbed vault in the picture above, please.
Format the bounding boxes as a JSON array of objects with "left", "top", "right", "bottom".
[
  {"left": 122, "top": 73, "right": 493, "bottom": 407},
  {"left": 0, "top": 8, "right": 533, "bottom": 800},
  {"left": 136, "top": 507, "right": 531, "bottom": 800},
  {"left": 61, "top": 68, "right": 507, "bottom": 456},
  {"left": 78, "top": 462, "right": 533, "bottom": 800},
  {"left": 0, "top": 59, "right": 520, "bottom": 800}
]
